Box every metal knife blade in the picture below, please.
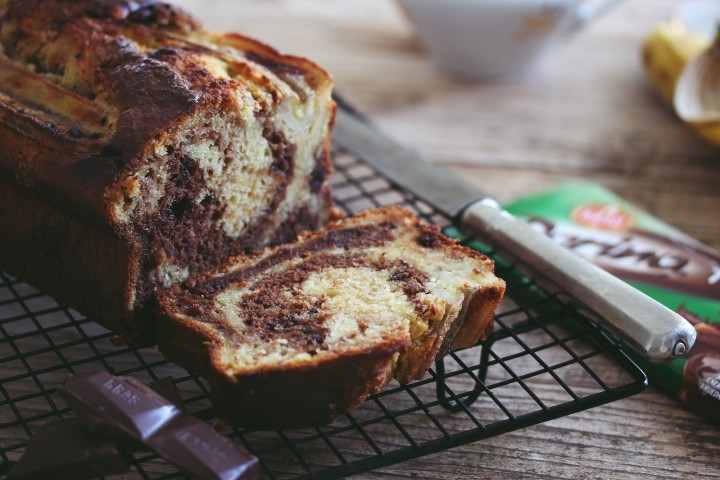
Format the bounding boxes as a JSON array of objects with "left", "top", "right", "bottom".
[
  {"left": 334, "top": 107, "right": 485, "bottom": 219},
  {"left": 333, "top": 105, "right": 696, "bottom": 363}
]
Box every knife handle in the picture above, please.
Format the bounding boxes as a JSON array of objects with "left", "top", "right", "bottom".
[{"left": 461, "top": 198, "right": 696, "bottom": 363}]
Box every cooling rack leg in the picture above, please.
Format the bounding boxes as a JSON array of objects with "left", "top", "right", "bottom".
[{"left": 435, "top": 318, "right": 541, "bottom": 412}]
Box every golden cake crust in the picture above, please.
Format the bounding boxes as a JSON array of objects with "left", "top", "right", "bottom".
[{"left": 0, "top": 0, "right": 333, "bottom": 226}]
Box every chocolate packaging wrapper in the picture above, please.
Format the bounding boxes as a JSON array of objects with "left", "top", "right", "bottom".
[{"left": 497, "top": 182, "right": 720, "bottom": 422}]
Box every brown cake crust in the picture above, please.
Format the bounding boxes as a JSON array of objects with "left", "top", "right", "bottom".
[
  {"left": 0, "top": 0, "right": 336, "bottom": 342},
  {"left": 156, "top": 206, "right": 506, "bottom": 428},
  {"left": 159, "top": 310, "right": 409, "bottom": 429}
]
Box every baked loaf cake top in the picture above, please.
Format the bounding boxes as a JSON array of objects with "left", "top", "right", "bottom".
[
  {"left": 0, "top": 0, "right": 334, "bottom": 230},
  {"left": 0, "top": 0, "right": 336, "bottom": 339},
  {"left": 156, "top": 206, "right": 506, "bottom": 428}
]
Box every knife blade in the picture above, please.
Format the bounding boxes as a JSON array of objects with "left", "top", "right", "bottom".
[{"left": 333, "top": 104, "right": 696, "bottom": 363}]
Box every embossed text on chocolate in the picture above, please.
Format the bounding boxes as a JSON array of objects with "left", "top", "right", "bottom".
[
  {"left": 103, "top": 378, "right": 143, "bottom": 406},
  {"left": 177, "top": 429, "right": 230, "bottom": 459}
]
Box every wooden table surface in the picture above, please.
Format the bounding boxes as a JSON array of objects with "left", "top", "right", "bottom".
[{"left": 167, "top": 0, "right": 720, "bottom": 479}]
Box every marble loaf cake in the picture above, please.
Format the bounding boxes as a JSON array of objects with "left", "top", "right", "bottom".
[
  {"left": 156, "top": 207, "right": 506, "bottom": 428},
  {"left": 0, "top": 0, "right": 336, "bottom": 343}
]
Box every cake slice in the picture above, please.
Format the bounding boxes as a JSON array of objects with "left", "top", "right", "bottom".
[
  {"left": 156, "top": 206, "right": 505, "bottom": 428},
  {"left": 0, "top": 0, "right": 335, "bottom": 343}
]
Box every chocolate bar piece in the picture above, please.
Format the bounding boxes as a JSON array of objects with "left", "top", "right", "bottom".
[
  {"left": 7, "top": 418, "right": 130, "bottom": 480},
  {"left": 59, "top": 371, "right": 260, "bottom": 480},
  {"left": 8, "top": 377, "right": 184, "bottom": 480},
  {"left": 148, "top": 415, "right": 261, "bottom": 480},
  {"left": 59, "top": 371, "right": 181, "bottom": 441}
]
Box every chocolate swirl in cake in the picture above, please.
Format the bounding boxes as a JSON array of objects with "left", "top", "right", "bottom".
[{"left": 156, "top": 206, "right": 506, "bottom": 429}]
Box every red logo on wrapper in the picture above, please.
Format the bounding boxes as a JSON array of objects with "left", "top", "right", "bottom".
[{"left": 571, "top": 204, "right": 633, "bottom": 231}]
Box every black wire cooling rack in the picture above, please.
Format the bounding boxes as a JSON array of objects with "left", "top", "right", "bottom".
[{"left": 0, "top": 116, "right": 647, "bottom": 479}]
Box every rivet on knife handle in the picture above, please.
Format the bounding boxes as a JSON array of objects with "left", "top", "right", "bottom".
[{"left": 461, "top": 198, "right": 697, "bottom": 363}]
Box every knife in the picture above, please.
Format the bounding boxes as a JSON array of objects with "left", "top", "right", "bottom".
[{"left": 332, "top": 104, "right": 696, "bottom": 363}]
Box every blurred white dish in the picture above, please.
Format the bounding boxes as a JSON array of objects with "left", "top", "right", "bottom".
[{"left": 397, "top": 0, "right": 624, "bottom": 79}]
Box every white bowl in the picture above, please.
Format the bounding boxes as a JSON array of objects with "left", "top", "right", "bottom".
[{"left": 397, "top": 0, "right": 617, "bottom": 79}]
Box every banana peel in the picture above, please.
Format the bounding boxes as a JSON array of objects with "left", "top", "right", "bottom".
[
  {"left": 641, "top": 22, "right": 711, "bottom": 104},
  {"left": 640, "top": 21, "right": 720, "bottom": 148},
  {"left": 674, "top": 42, "right": 720, "bottom": 147}
]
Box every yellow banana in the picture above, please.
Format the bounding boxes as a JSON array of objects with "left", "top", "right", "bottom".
[
  {"left": 674, "top": 41, "right": 720, "bottom": 148},
  {"left": 641, "top": 22, "right": 711, "bottom": 104}
]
